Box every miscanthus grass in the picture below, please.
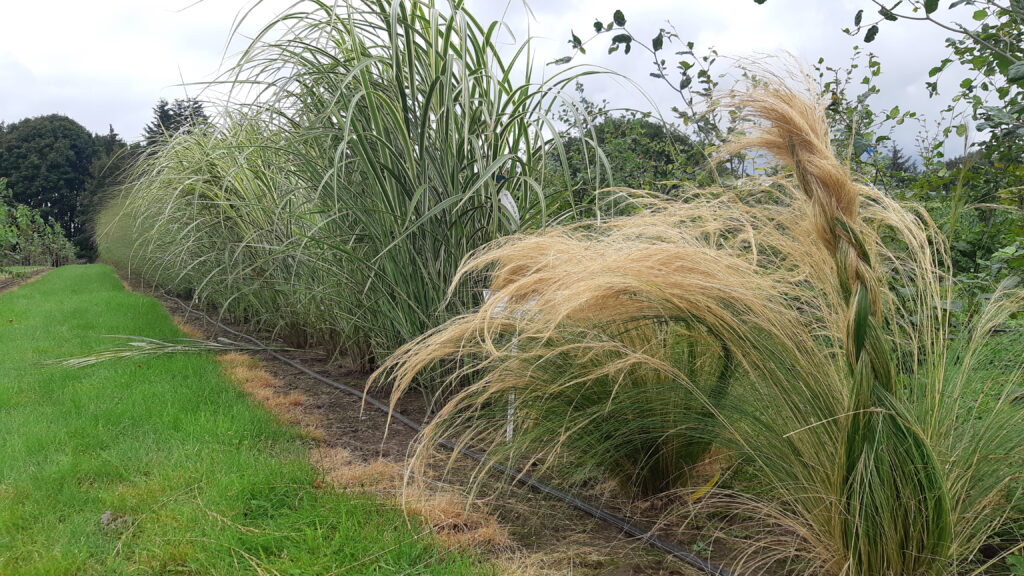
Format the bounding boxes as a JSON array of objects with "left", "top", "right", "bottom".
[
  {"left": 373, "top": 73, "right": 1023, "bottom": 575},
  {"left": 99, "top": 0, "right": 602, "bottom": 370}
]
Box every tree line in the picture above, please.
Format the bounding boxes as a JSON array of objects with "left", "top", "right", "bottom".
[{"left": 0, "top": 98, "right": 208, "bottom": 260}]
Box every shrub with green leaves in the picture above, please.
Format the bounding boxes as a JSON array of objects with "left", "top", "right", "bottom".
[{"left": 1, "top": 178, "right": 75, "bottom": 268}]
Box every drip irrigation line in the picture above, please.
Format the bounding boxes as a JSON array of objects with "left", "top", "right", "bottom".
[{"left": 168, "top": 294, "right": 733, "bottom": 576}]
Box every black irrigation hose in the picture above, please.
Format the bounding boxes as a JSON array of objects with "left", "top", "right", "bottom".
[{"left": 169, "top": 295, "right": 734, "bottom": 576}]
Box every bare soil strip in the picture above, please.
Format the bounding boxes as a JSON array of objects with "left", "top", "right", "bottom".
[{"left": 133, "top": 278, "right": 702, "bottom": 576}]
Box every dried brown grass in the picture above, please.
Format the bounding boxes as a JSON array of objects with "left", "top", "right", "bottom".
[
  {"left": 311, "top": 448, "right": 402, "bottom": 493},
  {"left": 218, "top": 355, "right": 675, "bottom": 573},
  {"left": 171, "top": 315, "right": 205, "bottom": 340},
  {"left": 404, "top": 491, "right": 511, "bottom": 551},
  {"left": 219, "top": 352, "right": 514, "bottom": 556},
  {"left": 309, "top": 445, "right": 510, "bottom": 552},
  {"left": 216, "top": 353, "right": 325, "bottom": 440}
]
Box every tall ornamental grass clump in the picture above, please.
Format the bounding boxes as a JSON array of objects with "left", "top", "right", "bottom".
[
  {"left": 97, "top": 119, "right": 324, "bottom": 343},
  {"left": 374, "top": 75, "right": 1023, "bottom": 575},
  {"left": 99, "top": 0, "right": 599, "bottom": 367}
]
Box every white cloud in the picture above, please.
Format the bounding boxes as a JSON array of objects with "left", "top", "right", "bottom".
[
  {"left": 0, "top": 0, "right": 278, "bottom": 140},
  {"left": 0, "top": 0, "right": 975, "bottom": 156}
]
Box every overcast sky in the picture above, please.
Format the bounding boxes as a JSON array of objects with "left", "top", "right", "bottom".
[{"left": 0, "top": 0, "right": 975, "bottom": 157}]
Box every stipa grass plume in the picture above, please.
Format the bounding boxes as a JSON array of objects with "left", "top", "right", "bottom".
[
  {"left": 374, "top": 193, "right": 820, "bottom": 498},
  {"left": 374, "top": 74, "right": 1024, "bottom": 574}
]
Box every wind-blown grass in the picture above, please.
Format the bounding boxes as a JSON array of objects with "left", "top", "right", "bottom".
[
  {"left": 98, "top": 0, "right": 601, "bottom": 370},
  {"left": 373, "top": 75, "right": 1024, "bottom": 575}
]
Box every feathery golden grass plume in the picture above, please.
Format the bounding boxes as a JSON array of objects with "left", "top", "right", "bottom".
[{"left": 373, "top": 71, "right": 1023, "bottom": 575}]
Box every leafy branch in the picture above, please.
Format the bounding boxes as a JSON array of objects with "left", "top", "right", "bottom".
[{"left": 555, "top": 10, "right": 729, "bottom": 149}]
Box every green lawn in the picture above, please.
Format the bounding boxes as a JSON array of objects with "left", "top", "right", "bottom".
[{"left": 0, "top": 264, "right": 487, "bottom": 575}]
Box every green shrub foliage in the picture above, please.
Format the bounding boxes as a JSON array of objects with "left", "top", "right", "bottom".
[{"left": 0, "top": 178, "right": 75, "bottom": 268}]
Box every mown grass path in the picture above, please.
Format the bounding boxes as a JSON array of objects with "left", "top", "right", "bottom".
[{"left": 0, "top": 264, "right": 487, "bottom": 575}]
